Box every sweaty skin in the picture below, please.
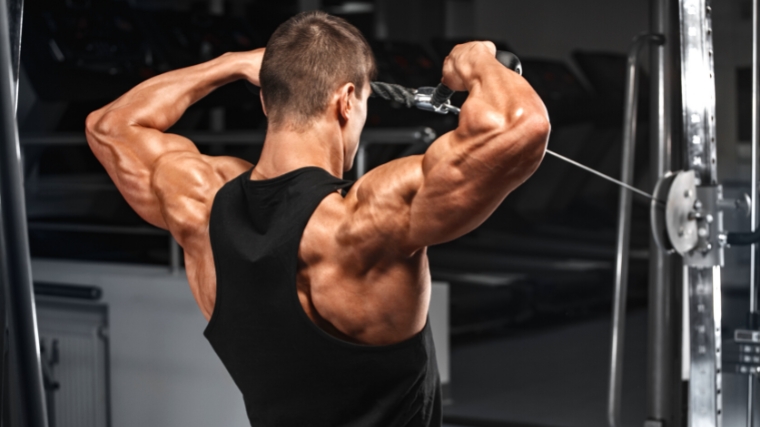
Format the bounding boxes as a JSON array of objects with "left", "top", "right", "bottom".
[{"left": 85, "top": 42, "right": 550, "bottom": 346}]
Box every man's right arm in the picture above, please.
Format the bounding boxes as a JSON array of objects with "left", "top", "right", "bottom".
[{"left": 345, "top": 41, "right": 550, "bottom": 257}]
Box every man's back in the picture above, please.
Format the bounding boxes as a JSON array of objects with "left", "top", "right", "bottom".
[
  {"left": 205, "top": 166, "right": 441, "bottom": 426},
  {"left": 84, "top": 10, "right": 550, "bottom": 426}
]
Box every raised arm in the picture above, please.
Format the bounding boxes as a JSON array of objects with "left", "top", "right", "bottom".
[
  {"left": 84, "top": 50, "right": 263, "bottom": 240},
  {"left": 347, "top": 41, "right": 550, "bottom": 256}
]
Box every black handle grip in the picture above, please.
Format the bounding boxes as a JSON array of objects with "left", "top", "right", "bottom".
[
  {"left": 430, "top": 50, "right": 522, "bottom": 108},
  {"left": 430, "top": 84, "right": 455, "bottom": 109},
  {"left": 495, "top": 51, "right": 523, "bottom": 76},
  {"left": 727, "top": 230, "right": 760, "bottom": 246}
]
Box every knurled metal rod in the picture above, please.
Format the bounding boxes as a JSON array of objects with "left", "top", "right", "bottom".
[{"left": 546, "top": 149, "right": 658, "bottom": 202}]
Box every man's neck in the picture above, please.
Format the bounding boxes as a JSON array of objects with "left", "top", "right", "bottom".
[{"left": 255, "top": 120, "right": 345, "bottom": 179}]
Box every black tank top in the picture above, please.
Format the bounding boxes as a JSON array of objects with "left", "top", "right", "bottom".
[{"left": 204, "top": 166, "right": 442, "bottom": 427}]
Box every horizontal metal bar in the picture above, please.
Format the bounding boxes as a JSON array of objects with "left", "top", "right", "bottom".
[
  {"left": 361, "top": 127, "right": 436, "bottom": 144},
  {"left": 428, "top": 247, "right": 614, "bottom": 273},
  {"left": 33, "top": 282, "right": 102, "bottom": 300},
  {"left": 443, "top": 414, "right": 550, "bottom": 427},
  {"left": 457, "top": 232, "right": 649, "bottom": 261},
  {"left": 27, "top": 221, "right": 167, "bottom": 236},
  {"left": 21, "top": 127, "right": 436, "bottom": 146},
  {"left": 736, "top": 329, "right": 760, "bottom": 343},
  {"left": 25, "top": 182, "right": 116, "bottom": 192}
]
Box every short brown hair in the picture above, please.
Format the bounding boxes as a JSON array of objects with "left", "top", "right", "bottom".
[{"left": 259, "top": 11, "right": 376, "bottom": 129}]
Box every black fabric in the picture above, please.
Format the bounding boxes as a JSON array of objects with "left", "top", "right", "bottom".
[{"left": 205, "top": 166, "right": 442, "bottom": 427}]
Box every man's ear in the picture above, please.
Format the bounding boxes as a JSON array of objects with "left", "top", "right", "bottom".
[
  {"left": 259, "top": 91, "right": 268, "bottom": 116},
  {"left": 338, "top": 83, "right": 355, "bottom": 122}
]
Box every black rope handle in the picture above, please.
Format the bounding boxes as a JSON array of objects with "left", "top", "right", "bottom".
[
  {"left": 371, "top": 51, "right": 523, "bottom": 112},
  {"left": 429, "top": 51, "right": 522, "bottom": 109},
  {"left": 369, "top": 82, "right": 415, "bottom": 108}
]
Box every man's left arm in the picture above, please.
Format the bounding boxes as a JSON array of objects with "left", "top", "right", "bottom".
[{"left": 85, "top": 50, "right": 263, "bottom": 241}]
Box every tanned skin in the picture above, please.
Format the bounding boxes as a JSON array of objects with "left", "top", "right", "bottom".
[{"left": 85, "top": 41, "right": 550, "bottom": 346}]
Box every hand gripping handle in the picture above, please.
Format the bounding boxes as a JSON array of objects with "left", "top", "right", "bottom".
[{"left": 430, "top": 50, "right": 523, "bottom": 109}]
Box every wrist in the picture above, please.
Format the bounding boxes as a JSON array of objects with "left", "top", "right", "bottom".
[
  {"left": 224, "top": 49, "right": 264, "bottom": 87},
  {"left": 214, "top": 52, "right": 248, "bottom": 83},
  {"left": 458, "top": 55, "right": 496, "bottom": 91}
]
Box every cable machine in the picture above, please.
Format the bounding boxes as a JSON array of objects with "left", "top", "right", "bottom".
[{"left": 371, "top": 1, "right": 755, "bottom": 426}]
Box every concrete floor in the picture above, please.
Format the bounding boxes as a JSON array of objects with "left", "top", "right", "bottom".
[{"left": 443, "top": 310, "right": 648, "bottom": 427}]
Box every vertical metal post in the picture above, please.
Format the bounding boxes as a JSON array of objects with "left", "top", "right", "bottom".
[
  {"left": 170, "top": 237, "right": 181, "bottom": 275},
  {"left": 356, "top": 144, "right": 367, "bottom": 178},
  {"left": 2, "top": 1, "right": 22, "bottom": 423},
  {"left": 0, "top": 0, "right": 48, "bottom": 426},
  {"left": 678, "top": 0, "right": 722, "bottom": 426},
  {"left": 646, "top": 0, "right": 675, "bottom": 425},
  {"left": 609, "top": 33, "right": 665, "bottom": 427},
  {"left": 6, "top": 0, "right": 20, "bottom": 109},
  {"left": 750, "top": 0, "right": 760, "bottom": 424},
  {"left": 752, "top": 0, "right": 759, "bottom": 319}
]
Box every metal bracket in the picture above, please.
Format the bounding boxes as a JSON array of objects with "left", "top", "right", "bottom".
[
  {"left": 413, "top": 87, "right": 460, "bottom": 115},
  {"left": 683, "top": 186, "right": 724, "bottom": 268},
  {"left": 687, "top": 267, "right": 723, "bottom": 427},
  {"left": 724, "top": 330, "right": 760, "bottom": 375},
  {"left": 717, "top": 193, "right": 751, "bottom": 217}
]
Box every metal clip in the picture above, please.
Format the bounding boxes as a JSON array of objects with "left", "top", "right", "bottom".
[{"left": 414, "top": 87, "right": 460, "bottom": 115}]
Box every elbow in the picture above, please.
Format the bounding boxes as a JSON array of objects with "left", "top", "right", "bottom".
[
  {"left": 85, "top": 109, "right": 103, "bottom": 137},
  {"left": 85, "top": 109, "right": 123, "bottom": 152},
  {"left": 518, "top": 108, "right": 550, "bottom": 164},
  {"left": 85, "top": 111, "right": 103, "bottom": 136},
  {"left": 526, "top": 112, "right": 551, "bottom": 151},
  {"left": 488, "top": 109, "right": 549, "bottom": 179},
  {"left": 85, "top": 110, "right": 104, "bottom": 144}
]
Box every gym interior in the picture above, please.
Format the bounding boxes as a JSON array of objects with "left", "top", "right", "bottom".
[{"left": 2, "top": 0, "right": 759, "bottom": 426}]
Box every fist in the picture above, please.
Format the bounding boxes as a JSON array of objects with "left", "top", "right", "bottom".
[
  {"left": 236, "top": 48, "right": 265, "bottom": 87},
  {"left": 441, "top": 41, "right": 497, "bottom": 92}
]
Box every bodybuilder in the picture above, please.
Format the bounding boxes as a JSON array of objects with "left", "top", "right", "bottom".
[{"left": 85, "top": 11, "right": 549, "bottom": 427}]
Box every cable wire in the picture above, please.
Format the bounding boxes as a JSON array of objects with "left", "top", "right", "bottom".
[
  {"left": 544, "top": 150, "right": 658, "bottom": 202},
  {"left": 370, "top": 80, "right": 664, "bottom": 205}
]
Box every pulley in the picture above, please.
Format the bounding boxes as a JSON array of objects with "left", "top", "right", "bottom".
[{"left": 651, "top": 170, "right": 752, "bottom": 267}]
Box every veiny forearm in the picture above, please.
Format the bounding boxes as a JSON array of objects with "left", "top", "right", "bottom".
[
  {"left": 95, "top": 52, "right": 254, "bottom": 132},
  {"left": 84, "top": 49, "right": 261, "bottom": 229},
  {"left": 408, "top": 48, "right": 550, "bottom": 249},
  {"left": 426, "top": 52, "right": 549, "bottom": 180}
]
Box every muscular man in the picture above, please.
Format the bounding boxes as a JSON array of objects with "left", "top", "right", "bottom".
[{"left": 85, "top": 11, "right": 549, "bottom": 427}]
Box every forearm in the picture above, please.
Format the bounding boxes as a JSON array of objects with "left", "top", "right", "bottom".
[
  {"left": 84, "top": 50, "right": 262, "bottom": 229},
  {"left": 424, "top": 45, "right": 549, "bottom": 188},
  {"left": 409, "top": 53, "right": 549, "bottom": 250},
  {"left": 94, "top": 50, "right": 262, "bottom": 132}
]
